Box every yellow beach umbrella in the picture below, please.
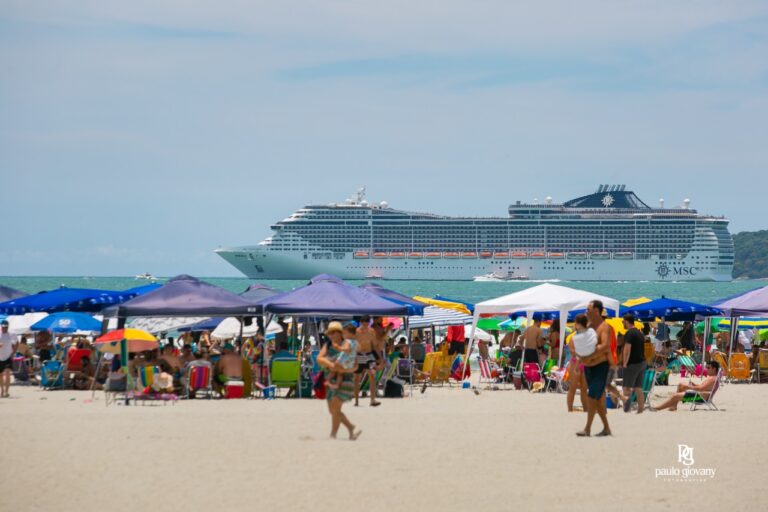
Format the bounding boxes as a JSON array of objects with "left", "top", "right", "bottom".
[
  {"left": 623, "top": 297, "right": 652, "bottom": 307},
  {"left": 413, "top": 296, "right": 472, "bottom": 315},
  {"left": 605, "top": 317, "right": 643, "bottom": 335}
]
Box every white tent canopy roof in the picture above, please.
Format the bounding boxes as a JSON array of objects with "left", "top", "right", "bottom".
[
  {"left": 211, "top": 318, "right": 283, "bottom": 340},
  {"left": 474, "top": 283, "right": 620, "bottom": 318}
]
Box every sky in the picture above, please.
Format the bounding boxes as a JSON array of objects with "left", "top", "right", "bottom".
[{"left": 1, "top": 1, "right": 767, "bottom": 277}]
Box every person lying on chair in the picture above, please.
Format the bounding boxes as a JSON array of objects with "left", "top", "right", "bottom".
[{"left": 655, "top": 361, "right": 719, "bottom": 411}]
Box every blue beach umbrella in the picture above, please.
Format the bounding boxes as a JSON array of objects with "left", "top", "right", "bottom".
[
  {"left": 620, "top": 296, "right": 722, "bottom": 322},
  {"left": 30, "top": 312, "right": 102, "bottom": 334}
]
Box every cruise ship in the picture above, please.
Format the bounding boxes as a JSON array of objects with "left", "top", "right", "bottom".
[{"left": 216, "top": 186, "right": 734, "bottom": 281}]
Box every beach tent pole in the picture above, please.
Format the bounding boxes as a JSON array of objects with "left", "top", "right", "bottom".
[
  {"left": 463, "top": 313, "right": 479, "bottom": 380},
  {"left": 558, "top": 308, "right": 567, "bottom": 369},
  {"left": 702, "top": 317, "right": 712, "bottom": 363},
  {"left": 727, "top": 316, "right": 739, "bottom": 375},
  {"left": 405, "top": 316, "right": 413, "bottom": 397}
]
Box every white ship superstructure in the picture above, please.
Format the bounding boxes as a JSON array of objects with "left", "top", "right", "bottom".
[{"left": 216, "top": 186, "right": 734, "bottom": 281}]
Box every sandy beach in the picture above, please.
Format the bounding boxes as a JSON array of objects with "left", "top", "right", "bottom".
[{"left": 3, "top": 376, "right": 767, "bottom": 512}]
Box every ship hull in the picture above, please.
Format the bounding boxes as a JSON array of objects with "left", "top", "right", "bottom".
[{"left": 216, "top": 248, "right": 732, "bottom": 282}]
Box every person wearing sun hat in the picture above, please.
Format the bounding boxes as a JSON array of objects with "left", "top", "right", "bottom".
[
  {"left": 0, "top": 319, "right": 13, "bottom": 398},
  {"left": 317, "top": 321, "right": 362, "bottom": 440}
]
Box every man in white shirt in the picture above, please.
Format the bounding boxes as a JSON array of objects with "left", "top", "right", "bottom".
[{"left": 0, "top": 320, "right": 15, "bottom": 398}]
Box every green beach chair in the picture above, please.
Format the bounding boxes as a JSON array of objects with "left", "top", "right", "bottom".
[
  {"left": 270, "top": 359, "right": 300, "bottom": 398},
  {"left": 627, "top": 368, "right": 656, "bottom": 411}
]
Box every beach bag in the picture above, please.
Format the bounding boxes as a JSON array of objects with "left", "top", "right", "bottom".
[
  {"left": 384, "top": 378, "right": 404, "bottom": 398},
  {"left": 312, "top": 371, "right": 326, "bottom": 399}
]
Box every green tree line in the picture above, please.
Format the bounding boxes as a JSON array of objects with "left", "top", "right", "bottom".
[{"left": 733, "top": 230, "right": 768, "bottom": 279}]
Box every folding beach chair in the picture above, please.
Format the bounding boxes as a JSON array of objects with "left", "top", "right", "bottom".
[
  {"left": 40, "top": 360, "right": 64, "bottom": 390},
  {"left": 690, "top": 369, "right": 722, "bottom": 411},
  {"left": 728, "top": 353, "right": 751, "bottom": 383},
  {"left": 545, "top": 364, "right": 569, "bottom": 393},
  {"left": 711, "top": 352, "right": 728, "bottom": 383},
  {"left": 676, "top": 354, "right": 697, "bottom": 378},
  {"left": 627, "top": 368, "right": 656, "bottom": 411},
  {"left": 477, "top": 358, "right": 498, "bottom": 388},
  {"left": 270, "top": 359, "right": 300, "bottom": 397},
  {"left": 133, "top": 366, "right": 178, "bottom": 405},
  {"left": 137, "top": 365, "right": 159, "bottom": 391},
  {"left": 185, "top": 364, "right": 213, "bottom": 399},
  {"left": 522, "top": 362, "right": 541, "bottom": 392},
  {"left": 755, "top": 349, "right": 768, "bottom": 383}
]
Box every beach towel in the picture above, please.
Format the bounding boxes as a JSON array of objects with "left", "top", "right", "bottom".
[{"left": 573, "top": 328, "right": 597, "bottom": 357}]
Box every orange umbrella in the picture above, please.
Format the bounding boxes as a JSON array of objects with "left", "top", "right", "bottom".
[{"left": 94, "top": 328, "right": 159, "bottom": 354}]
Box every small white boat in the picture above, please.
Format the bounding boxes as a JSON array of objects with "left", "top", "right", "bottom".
[
  {"left": 473, "top": 272, "right": 529, "bottom": 282},
  {"left": 135, "top": 273, "right": 157, "bottom": 281}
]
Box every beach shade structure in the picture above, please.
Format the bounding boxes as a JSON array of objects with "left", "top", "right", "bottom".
[
  {"left": 211, "top": 317, "right": 283, "bottom": 340},
  {"left": 499, "top": 317, "right": 530, "bottom": 331},
  {"left": 711, "top": 285, "right": 768, "bottom": 317},
  {"left": 359, "top": 283, "right": 425, "bottom": 316},
  {"left": 621, "top": 296, "right": 722, "bottom": 322},
  {"left": 113, "top": 275, "right": 262, "bottom": 318},
  {"left": 94, "top": 328, "right": 159, "bottom": 354},
  {"left": 468, "top": 283, "right": 621, "bottom": 369},
  {"left": 604, "top": 317, "right": 643, "bottom": 336},
  {"left": 0, "top": 285, "right": 158, "bottom": 315},
  {"left": 717, "top": 317, "right": 768, "bottom": 330},
  {"left": 434, "top": 295, "right": 475, "bottom": 314},
  {"left": 258, "top": 274, "right": 410, "bottom": 316},
  {"left": 0, "top": 285, "right": 27, "bottom": 302},
  {"left": 477, "top": 318, "right": 503, "bottom": 331},
  {"left": 413, "top": 296, "right": 472, "bottom": 315},
  {"left": 128, "top": 316, "right": 208, "bottom": 335},
  {"left": 623, "top": 297, "right": 652, "bottom": 307},
  {"left": 30, "top": 312, "right": 102, "bottom": 334},
  {"left": 240, "top": 283, "right": 280, "bottom": 302},
  {"left": 7, "top": 312, "right": 49, "bottom": 335},
  {"left": 408, "top": 306, "right": 473, "bottom": 329}
]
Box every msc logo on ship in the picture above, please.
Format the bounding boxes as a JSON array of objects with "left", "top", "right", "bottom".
[{"left": 656, "top": 263, "right": 699, "bottom": 279}]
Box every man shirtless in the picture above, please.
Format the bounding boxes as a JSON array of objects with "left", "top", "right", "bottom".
[
  {"left": 353, "top": 316, "right": 381, "bottom": 407},
  {"left": 215, "top": 343, "right": 243, "bottom": 394},
  {"left": 521, "top": 318, "right": 544, "bottom": 364},
  {"left": 656, "top": 361, "right": 719, "bottom": 411},
  {"left": 577, "top": 300, "right": 612, "bottom": 437}
]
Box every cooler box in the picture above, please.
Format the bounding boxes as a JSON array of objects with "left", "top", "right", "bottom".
[{"left": 224, "top": 381, "right": 244, "bottom": 399}]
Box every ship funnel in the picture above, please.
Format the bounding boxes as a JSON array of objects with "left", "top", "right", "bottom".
[
  {"left": 683, "top": 198, "right": 690, "bottom": 209},
  {"left": 659, "top": 198, "right": 665, "bottom": 208},
  {"left": 545, "top": 196, "right": 553, "bottom": 205}
]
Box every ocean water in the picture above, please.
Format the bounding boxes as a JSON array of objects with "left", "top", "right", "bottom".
[{"left": 1, "top": 276, "right": 763, "bottom": 306}]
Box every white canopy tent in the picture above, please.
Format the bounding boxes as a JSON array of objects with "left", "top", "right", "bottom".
[
  {"left": 7, "top": 312, "right": 48, "bottom": 335},
  {"left": 466, "top": 283, "right": 620, "bottom": 375},
  {"left": 211, "top": 318, "right": 283, "bottom": 340},
  {"left": 128, "top": 316, "right": 208, "bottom": 335}
]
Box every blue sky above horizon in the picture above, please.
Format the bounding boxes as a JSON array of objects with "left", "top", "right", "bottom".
[{"left": 1, "top": 1, "right": 767, "bottom": 277}]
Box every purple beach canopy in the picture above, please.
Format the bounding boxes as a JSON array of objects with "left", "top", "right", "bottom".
[
  {"left": 259, "top": 274, "right": 410, "bottom": 316},
  {"left": 115, "top": 274, "right": 262, "bottom": 317},
  {"left": 711, "top": 285, "right": 768, "bottom": 317},
  {"left": 0, "top": 284, "right": 27, "bottom": 302}
]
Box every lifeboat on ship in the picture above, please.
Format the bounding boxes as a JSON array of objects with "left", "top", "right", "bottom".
[
  {"left": 426, "top": 252, "right": 442, "bottom": 258},
  {"left": 567, "top": 252, "right": 587, "bottom": 260},
  {"left": 479, "top": 251, "right": 493, "bottom": 259},
  {"left": 389, "top": 252, "right": 405, "bottom": 258},
  {"left": 353, "top": 251, "right": 370, "bottom": 259},
  {"left": 493, "top": 252, "right": 510, "bottom": 259},
  {"left": 590, "top": 252, "right": 610, "bottom": 260},
  {"left": 530, "top": 252, "right": 546, "bottom": 258},
  {"left": 547, "top": 252, "right": 565, "bottom": 259},
  {"left": 444, "top": 252, "right": 460, "bottom": 259},
  {"left": 614, "top": 252, "right": 634, "bottom": 260},
  {"left": 408, "top": 252, "right": 423, "bottom": 259},
  {"left": 511, "top": 251, "right": 528, "bottom": 259},
  {"left": 462, "top": 252, "right": 477, "bottom": 259},
  {"left": 372, "top": 252, "right": 388, "bottom": 259}
]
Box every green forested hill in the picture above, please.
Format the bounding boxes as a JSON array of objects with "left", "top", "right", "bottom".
[{"left": 733, "top": 230, "right": 768, "bottom": 279}]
